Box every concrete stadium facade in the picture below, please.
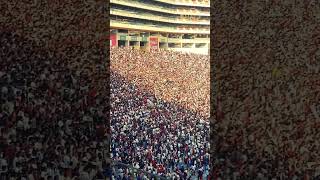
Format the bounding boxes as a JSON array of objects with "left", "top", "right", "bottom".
[{"left": 110, "top": 0, "right": 210, "bottom": 55}]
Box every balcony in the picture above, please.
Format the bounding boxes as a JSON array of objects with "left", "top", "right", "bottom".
[
  {"left": 110, "top": 20, "right": 210, "bottom": 34},
  {"left": 110, "top": 9, "right": 210, "bottom": 25},
  {"left": 110, "top": 0, "right": 209, "bottom": 16}
]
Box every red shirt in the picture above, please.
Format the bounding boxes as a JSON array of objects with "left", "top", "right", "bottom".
[
  {"left": 147, "top": 152, "right": 152, "bottom": 161},
  {"left": 244, "top": 112, "right": 251, "bottom": 124},
  {"left": 157, "top": 165, "right": 164, "bottom": 173},
  {"left": 96, "top": 126, "right": 104, "bottom": 137},
  {"left": 89, "top": 89, "right": 97, "bottom": 98},
  {"left": 143, "top": 97, "right": 148, "bottom": 106},
  {"left": 11, "top": 111, "right": 16, "bottom": 121},
  {"left": 5, "top": 145, "right": 15, "bottom": 160},
  {"left": 152, "top": 160, "right": 157, "bottom": 168},
  {"left": 213, "top": 168, "right": 219, "bottom": 179}
]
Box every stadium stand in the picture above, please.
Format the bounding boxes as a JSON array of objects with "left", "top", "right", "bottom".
[
  {"left": 110, "top": 0, "right": 210, "bottom": 55},
  {"left": 110, "top": 1, "right": 210, "bottom": 178}
]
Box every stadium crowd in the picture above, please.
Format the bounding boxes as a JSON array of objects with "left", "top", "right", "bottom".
[
  {"left": 110, "top": 47, "right": 210, "bottom": 179},
  {"left": 110, "top": 46, "right": 320, "bottom": 179},
  {"left": 111, "top": 72, "right": 210, "bottom": 179},
  {"left": 211, "top": 52, "right": 320, "bottom": 178},
  {"left": 111, "top": 46, "right": 210, "bottom": 118},
  {"left": 1, "top": 31, "right": 319, "bottom": 179},
  {"left": 0, "top": 32, "right": 110, "bottom": 180}
]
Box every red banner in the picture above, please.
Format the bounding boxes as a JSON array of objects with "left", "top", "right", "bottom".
[
  {"left": 149, "top": 37, "right": 158, "bottom": 49},
  {"left": 110, "top": 34, "right": 117, "bottom": 47}
]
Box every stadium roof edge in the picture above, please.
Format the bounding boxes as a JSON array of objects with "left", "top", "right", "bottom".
[
  {"left": 110, "top": 0, "right": 210, "bottom": 16},
  {"left": 152, "top": 0, "right": 210, "bottom": 8}
]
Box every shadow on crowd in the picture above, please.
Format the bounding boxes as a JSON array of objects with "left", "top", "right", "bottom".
[{"left": 0, "top": 31, "right": 111, "bottom": 179}]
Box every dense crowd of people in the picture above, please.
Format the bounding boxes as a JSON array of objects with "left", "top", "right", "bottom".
[
  {"left": 0, "top": 32, "right": 110, "bottom": 180},
  {"left": 111, "top": 72, "right": 209, "bottom": 179},
  {"left": 2, "top": 29, "right": 319, "bottom": 179},
  {"left": 110, "top": 47, "right": 210, "bottom": 179},
  {"left": 111, "top": 46, "right": 320, "bottom": 179},
  {"left": 209, "top": 2, "right": 320, "bottom": 178},
  {"left": 111, "top": 47, "right": 210, "bottom": 118},
  {"left": 211, "top": 46, "right": 320, "bottom": 178}
]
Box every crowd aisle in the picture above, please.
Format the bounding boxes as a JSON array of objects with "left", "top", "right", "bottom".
[{"left": 0, "top": 32, "right": 110, "bottom": 180}]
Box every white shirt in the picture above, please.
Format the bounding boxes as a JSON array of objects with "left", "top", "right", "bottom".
[
  {"left": 28, "top": 174, "right": 35, "bottom": 180},
  {"left": 80, "top": 171, "right": 90, "bottom": 180},
  {"left": 0, "top": 158, "right": 7, "bottom": 173},
  {"left": 1, "top": 86, "right": 8, "bottom": 94}
]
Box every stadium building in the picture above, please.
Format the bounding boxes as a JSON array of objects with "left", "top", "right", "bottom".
[{"left": 110, "top": 0, "right": 210, "bottom": 55}]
